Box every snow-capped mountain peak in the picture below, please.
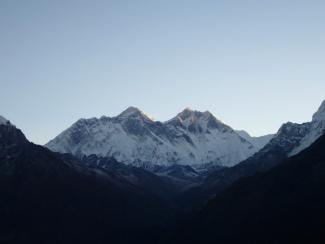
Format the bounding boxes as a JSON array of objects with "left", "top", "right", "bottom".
[
  {"left": 312, "top": 100, "right": 325, "bottom": 122},
  {"left": 176, "top": 108, "right": 213, "bottom": 120},
  {"left": 46, "top": 107, "right": 266, "bottom": 167},
  {"left": 248, "top": 99, "right": 325, "bottom": 159},
  {"left": 166, "top": 108, "right": 229, "bottom": 133},
  {"left": 286, "top": 100, "right": 325, "bottom": 156},
  {"left": 117, "top": 106, "right": 154, "bottom": 121},
  {"left": 182, "top": 107, "right": 194, "bottom": 113}
]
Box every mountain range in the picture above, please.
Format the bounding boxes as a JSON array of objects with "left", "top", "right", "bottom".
[
  {"left": 179, "top": 99, "right": 325, "bottom": 208},
  {"left": 46, "top": 107, "right": 273, "bottom": 167},
  {"left": 0, "top": 100, "right": 325, "bottom": 243},
  {"left": 171, "top": 133, "right": 325, "bottom": 244}
]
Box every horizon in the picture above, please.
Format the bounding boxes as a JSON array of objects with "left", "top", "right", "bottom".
[
  {"left": 2, "top": 99, "right": 324, "bottom": 145},
  {"left": 1, "top": 1, "right": 325, "bottom": 144}
]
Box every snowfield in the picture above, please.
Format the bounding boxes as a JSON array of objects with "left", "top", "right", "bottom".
[{"left": 46, "top": 107, "right": 272, "bottom": 167}]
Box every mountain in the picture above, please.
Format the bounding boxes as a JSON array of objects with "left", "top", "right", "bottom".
[
  {"left": 180, "top": 100, "right": 325, "bottom": 208},
  {"left": 46, "top": 107, "right": 266, "bottom": 167},
  {"left": 1, "top": 99, "right": 325, "bottom": 243},
  {"left": 0, "top": 118, "right": 173, "bottom": 244},
  {"left": 288, "top": 100, "right": 325, "bottom": 156},
  {"left": 67, "top": 154, "right": 179, "bottom": 200},
  {"left": 236, "top": 100, "right": 325, "bottom": 171},
  {"left": 235, "top": 130, "right": 274, "bottom": 149},
  {"left": 0, "top": 115, "right": 9, "bottom": 125},
  {"left": 152, "top": 164, "right": 203, "bottom": 192},
  {"left": 171, "top": 133, "right": 325, "bottom": 244}
]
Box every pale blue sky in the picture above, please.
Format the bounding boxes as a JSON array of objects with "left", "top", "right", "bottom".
[{"left": 0, "top": 0, "right": 324, "bottom": 144}]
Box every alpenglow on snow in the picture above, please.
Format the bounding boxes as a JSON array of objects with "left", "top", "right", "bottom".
[{"left": 46, "top": 107, "right": 272, "bottom": 167}]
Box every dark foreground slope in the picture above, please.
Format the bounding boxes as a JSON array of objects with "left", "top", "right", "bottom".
[
  {"left": 171, "top": 134, "right": 325, "bottom": 244},
  {"left": 0, "top": 123, "right": 172, "bottom": 244},
  {"left": 178, "top": 121, "right": 315, "bottom": 210}
]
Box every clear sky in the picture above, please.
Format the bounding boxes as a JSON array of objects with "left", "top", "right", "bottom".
[{"left": 0, "top": 0, "right": 324, "bottom": 144}]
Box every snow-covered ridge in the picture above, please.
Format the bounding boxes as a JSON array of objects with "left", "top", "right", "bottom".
[
  {"left": 46, "top": 99, "right": 325, "bottom": 168},
  {"left": 46, "top": 107, "right": 270, "bottom": 167},
  {"left": 166, "top": 108, "right": 230, "bottom": 133},
  {"left": 288, "top": 100, "right": 325, "bottom": 156},
  {"left": 259, "top": 99, "right": 325, "bottom": 157},
  {"left": 312, "top": 100, "right": 325, "bottom": 122},
  {"left": 235, "top": 130, "right": 274, "bottom": 150}
]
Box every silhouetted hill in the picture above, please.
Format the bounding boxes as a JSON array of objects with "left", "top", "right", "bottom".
[
  {"left": 0, "top": 123, "right": 172, "bottom": 244},
  {"left": 171, "top": 134, "right": 325, "bottom": 244}
]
